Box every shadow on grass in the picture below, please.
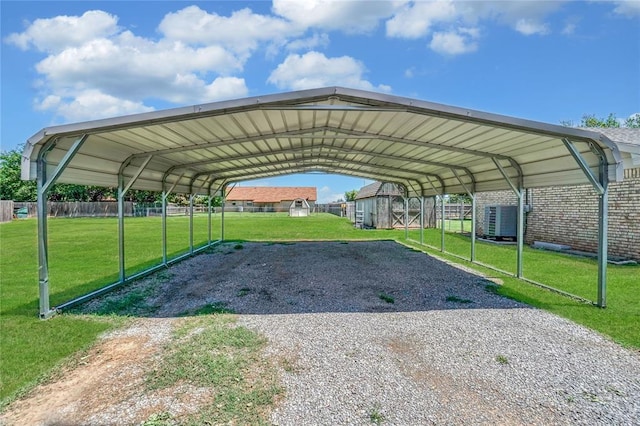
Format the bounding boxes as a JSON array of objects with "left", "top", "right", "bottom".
[{"left": 70, "top": 240, "right": 532, "bottom": 319}]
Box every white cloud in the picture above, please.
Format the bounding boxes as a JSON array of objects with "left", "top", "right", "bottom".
[
  {"left": 429, "top": 28, "right": 479, "bottom": 55},
  {"left": 386, "top": 1, "right": 458, "bottom": 38},
  {"left": 384, "top": 1, "right": 560, "bottom": 39},
  {"left": 158, "top": 6, "right": 294, "bottom": 56},
  {"left": 273, "top": 0, "right": 401, "bottom": 34},
  {"left": 286, "top": 33, "right": 330, "bottom": 51},
  {"left": 561, "top": 23, "right": 576, "bottom": 35},
  {"left": 461, "top": 1, "right": 563, "bottom": 29},
  {"left": 6, "top": 8, "right": 250, "bottom": 122},
  {"left": 35, "top": 89, "right": 154, "bottom": 122},
  {"left": 267, "top": 52, "right": 391, "bottom": 92},
  {"left": 317, "top": 185, "right": 343, "bottom": 203},
  {"left": 4, "top": 10, "right": 119, "bottom": 53},
  {"left": 404, "top": 67, "right": 415, "bottom": 78},
  {"left": 612, "top": 1, "right": 640, "bottom": 17},
  {"left": 33, "top": 33, "right": 248, "bottom": 107},
  {"left": 514, "top": 18, "right": 550, "bottom": 36},
  {"left": 202, "top": 77, "right": 249, "bottom": 103}
]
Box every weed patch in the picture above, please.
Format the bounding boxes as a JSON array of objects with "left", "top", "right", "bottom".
[
  {"left": 446, "top": 295, "right": 474, "bottom": 304},
  {"left": 237, "top": 287, "right": 252, "bottom": 297},
  {"left": 495, "top": 355, "right": 509, "bottom": 365},
  {"left": 95, "top": 287, "right": 156, "bottom": 316},
  {"left": 484, "top": 284, "right": 500, "bottom": 295},
  {"left": 369, "top": 404, "right": 386, "bottom": 424},
  {"left": 146, "top": 315, "right": 282, "bottom": 424},
  {"left": 141, "top": 411, "right": 174, "bottom": 426},
  {"left": 177, "top": 302, "right": 234, "bottom": 317},
  {"left": 378, "top": 293, "right": 395, "bottom": 304}
]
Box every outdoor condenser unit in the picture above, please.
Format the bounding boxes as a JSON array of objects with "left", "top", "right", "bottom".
[{"left": 484, "top": 205, "right": 517, "bottom": 238}]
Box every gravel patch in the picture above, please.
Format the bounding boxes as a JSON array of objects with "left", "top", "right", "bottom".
[
  {"left": 151, "top": 240, "right": 640, "bottom": 425},
  {"left": 33, "top": 240, "right": 640, "bottom": 425}
]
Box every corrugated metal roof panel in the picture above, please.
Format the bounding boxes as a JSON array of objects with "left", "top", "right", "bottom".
[{"left": 22, "top": 87, "right": 637, "bottom": 197}]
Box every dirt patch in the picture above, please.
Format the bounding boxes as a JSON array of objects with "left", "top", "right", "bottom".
[{"left": 0, "top": 318, "right": 216, "bottom": 425}]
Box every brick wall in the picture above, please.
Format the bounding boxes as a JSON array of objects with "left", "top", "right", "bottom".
[{"left": 475, "top": 169, "right": 640, "bottom": 261}]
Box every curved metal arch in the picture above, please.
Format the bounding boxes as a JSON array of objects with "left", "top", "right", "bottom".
[
  {"left": 322, "top": 126, "right": 518, "bottom": 162},
  {"left": 189, "top": 173, "right": 216, "bottom": 195},
  {"left": 161, "top": 167, "right": 187, "bottom": 195},
  {"left": 217, "top": 159, "right": 416, "bottom": 184},
  {"left": 182, "top": 155, "right": 443, "bottom": 193},
  {"left": 150, "top": 142, "right": 475, "bottom": 182},
  {"left": 220, "top": 164, "right": 416, "bottom": 195}
]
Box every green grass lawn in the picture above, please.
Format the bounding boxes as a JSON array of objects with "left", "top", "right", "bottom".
[{"left": 1, "top": 212, "right": 638, "bottom": 405}]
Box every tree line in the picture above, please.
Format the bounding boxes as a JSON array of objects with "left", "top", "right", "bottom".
[{"left": 0, "top": 146, "right": 220, "bottom": 205}]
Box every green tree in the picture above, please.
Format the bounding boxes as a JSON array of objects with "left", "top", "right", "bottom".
[
  {"left": 1, "top": 146, "right": 121, "bottom": 201},
  {"left": 448, "top": 193, "right": 472, "bottom": 204},
  {"left": 0, "top": 148, "right": 36, "bottom": 201},
  {"left": 581, "top": 113, "right": 620, "bottom": 128},
  {"left": 624, "top": 114, "right": 640, "bottom": 128},
  {"left": 563, "top": 113, "right": 640, "bottom": 129},
  {"left": 344, "top": 189, "right": 358, "bottom": 201}
]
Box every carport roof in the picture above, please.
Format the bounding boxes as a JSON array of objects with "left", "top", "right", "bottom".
[{"left": 22, "top": 86, "right": 636, "bottom": 197}]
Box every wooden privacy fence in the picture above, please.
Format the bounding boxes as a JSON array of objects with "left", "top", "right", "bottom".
[
  {"left": 0, "top": 200, "right": 14, "bottom": 222},
  {"left": 13, "top": 201, "right": 134, "bottom": 218}
]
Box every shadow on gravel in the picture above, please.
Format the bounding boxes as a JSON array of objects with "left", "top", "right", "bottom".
[{"left": 74, "top": 240, "right": 530, "bottom": 318}]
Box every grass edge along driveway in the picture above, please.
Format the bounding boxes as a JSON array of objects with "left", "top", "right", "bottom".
[{"left": 1, "top": 213, "right": 638, "bottom": 406}]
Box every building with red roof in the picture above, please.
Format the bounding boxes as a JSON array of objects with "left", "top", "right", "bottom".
[{"left": 225, "top": 186, "right": 317, "bottom": 212}]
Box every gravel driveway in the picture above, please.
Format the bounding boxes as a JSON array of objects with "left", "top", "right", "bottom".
[
  {"left": 6, "top": 240, "right": 638, "bottom": 425},
  {"left": 158, "top": 240, "right": 640, "bottom": 425}
]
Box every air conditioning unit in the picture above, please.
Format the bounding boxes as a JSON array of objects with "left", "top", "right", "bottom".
[{"left": 484, "top": 205, "right": 517, "bottom": 238}]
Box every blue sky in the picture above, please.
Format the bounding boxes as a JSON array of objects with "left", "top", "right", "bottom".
[{"left": 2, "top": 1, "right": 639, "bottom": 203}]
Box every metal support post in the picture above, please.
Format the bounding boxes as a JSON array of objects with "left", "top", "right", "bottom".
[
  {"left": 35, "top": 135, "right": 88, "bottom": 318},
  {"left": 189, "top": 193, "right": 194, "bottom": 254},
  {"left": 162, "top": 191, "right": 168, "bottom": 264},
  {"left": 492, "top": 157, "right": 524, "bottom": 277},
  {"left": 420, "top": 196, "right": 425, "bottom": 245},
  {"left": 597, "top": 185, "right": 608, "bottom": 307},
  {"left": 440, "top": 195, "right": 446, "bottom": 252},
  {"left": 207, "top": 195, "right": 212, "bottom": 245},
  {"left": 117, "top": 155, "right": 153, "bottom": 283},
  {"left": 404, "top": 197, "right": 409, "bottom": 239},
  {"left": 562, "top": 138, "right": 609, "bottom": 307},
  {"left": 36, "top": 156, "right": 51, "bottom": 318},
  {"left": 117, "top": 175, "right": 126, "bottom": 282},
  {"left": 471, "top": 194, "right": 476, "bottom": 262},
  {"left": 516, "top": 189, "right": 524, "bottom": 278},
  {"left": 221, "top": 193, "right": 226, "bottom": 241}
]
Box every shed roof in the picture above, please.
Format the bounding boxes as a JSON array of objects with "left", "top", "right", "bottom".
[
  {"left": 355, "top": 182, "right": 405, "bottom": 200},
  {"left": 226, "top": 186, "right": 317, "bottom": 203},
  {"left": 355, "top": 182, "right": 383, "bottom": 200},
  {"left": 22, "top": 87, "right": 636, "bottom": 197}
]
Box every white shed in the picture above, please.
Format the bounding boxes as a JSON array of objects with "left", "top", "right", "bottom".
[{"left": 289, "top": 198, "right": 311, "bottom": 217}]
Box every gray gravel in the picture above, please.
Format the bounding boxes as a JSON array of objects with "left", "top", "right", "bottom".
[
  {"left": 79, "top": 240, "right": 640, "bottom": 425},
  {"left": 152, "top": 240, "right": 640, "bottom": 425}
]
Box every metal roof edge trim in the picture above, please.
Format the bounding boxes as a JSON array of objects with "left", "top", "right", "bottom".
[
  {"left": 22, "top": 86, "right": 626, "bottom": 183},
  {"left": 25, "top": 86, "right": 617, "bottom": 146}
]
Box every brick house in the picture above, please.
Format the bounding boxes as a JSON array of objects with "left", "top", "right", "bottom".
[
  {"left": 476, "top": 128, "right": 640, "bottom": 261},
  {"left": 225, "top": 186, "right": 317, "bottom": 213}
]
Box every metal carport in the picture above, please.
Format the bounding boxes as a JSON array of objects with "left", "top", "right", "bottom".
[{"left": 22, "top": 87, "right": 637, "bottom": 318}]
